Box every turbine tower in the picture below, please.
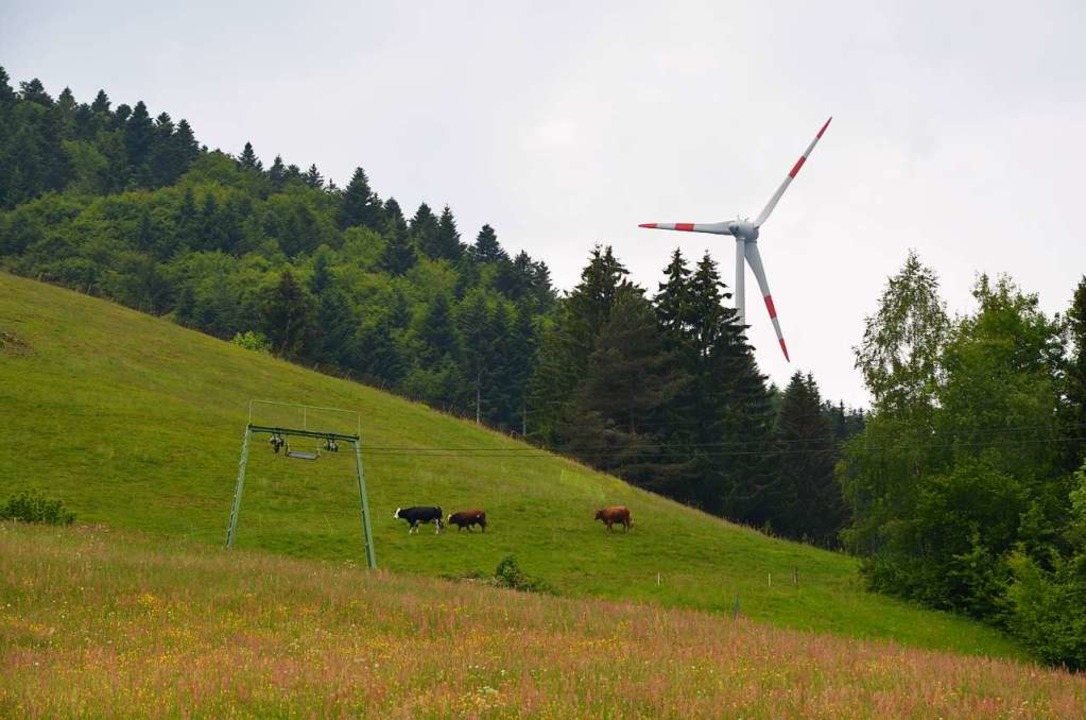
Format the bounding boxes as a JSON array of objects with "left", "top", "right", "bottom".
[{"left": 639, "top": 117, "right": 832, "bottom": 361}]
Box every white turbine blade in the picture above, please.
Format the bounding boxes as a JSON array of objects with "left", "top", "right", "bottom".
[
  {"left": 753, "top": 116, "right": 831, "bottom": 228},
  {"left": 743, "top": 242, "right": 790, "bottom": 361},
  {"left": 638, "top": 222, "right": 735, "bottom": 235}
]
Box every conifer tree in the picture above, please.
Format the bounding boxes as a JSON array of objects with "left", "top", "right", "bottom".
[
  {"left": 338, "top": 166, "right": 383, "bottom": 231},
  {"left": 261, "top": 270, "right": 314, "bottom": 359},
  {"left": 420, "top": 293, "right": 459, "bottom": 367},
  {"left": 303, "top": 164, "right": 324, "bottom": 189},
  {"left": 19, "top": 78, "right": 52, "bottom": 106},
  {"left": 0, "top": 67, "right": 17, "bottom": 106},
  {"left": 529, "top": 245, "right": 629, "bottom": 447},
  {"left": 457, "top": 289, "right": 495, "bottom": 422},
  {"left": 237, "top": 141, "right": 262, "bottom": 172},
  {"left": 90, "top": 89, "right": 110, "bottom": 114},
  {"left": 124, "top": 101, "right": 154, "bottom": 184},
  {"left": 379, "top": 197, "right": 415, "bottom": 275},
  {"left": 268, "top": 155, "right": 286, "bottom": 189},
  {"left": 433, "top": 205, "right": 463, "bottom": 261},
  {"left": 776, "top": 372, "right": 846, "bottom": 546},
  {"left": 655, "top": 248, "right": 694, "bottom": 339},
  {"left": 562, "top": 285, "right": 680, "bottom": 487},
  {"left": 472, "top": 224, "right": 507, "bottom": 263},
  {"left": 409, "top": 203, "right": 439, "bottom": 254}
]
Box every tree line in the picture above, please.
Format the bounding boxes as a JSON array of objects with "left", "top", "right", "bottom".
[{"left": 843, "top": 252, "right": 1086, "bottom": 669}]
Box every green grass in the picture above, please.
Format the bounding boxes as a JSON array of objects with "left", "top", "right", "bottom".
[
  {"left": 4, "top": 523, "right": 1084, "bottom": 719},
  {"left": 0, "top": 271, "right": 1022, "bottom": 659}
]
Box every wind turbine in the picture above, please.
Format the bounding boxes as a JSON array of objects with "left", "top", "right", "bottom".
[{"left": 639, "top": 116, "right": 832, "bottom": 361}]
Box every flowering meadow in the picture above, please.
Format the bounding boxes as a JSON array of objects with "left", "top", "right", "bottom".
[{"left": 3, "top": 523, "right": 1083, "bottom": 719}]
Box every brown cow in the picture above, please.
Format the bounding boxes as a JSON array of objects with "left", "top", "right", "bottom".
[
  {"left": 447, "top": 509, "right": 487, "bottom": 532},
  {"left": 594, "top": 505, "right": 632, "bottom": 532}
]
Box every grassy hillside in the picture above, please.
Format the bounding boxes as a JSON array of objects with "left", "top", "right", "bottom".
[
  {"left": 0, "top": 271, "right": 1020, "bottom": 658},
  {"left": 5, "top": 524, "right": 1084, "bottom": 719}
]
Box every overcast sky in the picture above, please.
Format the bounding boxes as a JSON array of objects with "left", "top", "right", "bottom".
[{"left": 4, "top": 0, "right": 1085, "bottom": 407}]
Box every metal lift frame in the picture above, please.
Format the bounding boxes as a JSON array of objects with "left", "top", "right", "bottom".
[{"left": 225, "top": 406, "right": 376, "bottom": 569}]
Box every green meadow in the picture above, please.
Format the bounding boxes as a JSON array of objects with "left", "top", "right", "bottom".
[
  {"left": 0, "top": 270, "right": 1024, "bottom": 660},
  {"left": 5, "top": 524, "right": 1084, "bottom": 719}
]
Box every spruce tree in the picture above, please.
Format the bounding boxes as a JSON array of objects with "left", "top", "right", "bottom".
[
  {"left": 382, "top": 197, "right": 408, "bottom": 240},
  {"left": 528, "top": 245, "right": 629, "bottom": 448},
  {"left": 268, "top": 155, "right": 286, "bottom": 189},
  {"left": 338, "top": 166, "right": 383, "bottom": 231},
  {"left": 261, "top": 270, "right": 314, "bottom": 359},
  {"left": 380, "top": 203, "right": 417, "bottom": 276},
  {"left": 457, "top": 289, "right": 495, "bottom": 422},
  {"left": 777, "top": 372, "right": 846, "bottom": 546},
  {"left": 433, "top": 205, "right": 463, "bottom": 261},
  {"left": 19, "top": 79, "right": 53, "bottom": 106},
  {"left": 420, "top": 293, "right": 459, "bottom": 367},
  {"left": 90, "top": 89, "right": 110, "bottom": 115},
  {"left": 472, "top": 224, "right": 507, "bottom": 263},
  {"left": 237, "top": 141, "right": 262, "bottom": 172},
  {"left": 409, "top": 203, "right": 439, "bottom": 255},
  {"left": 124, "top": 100, "right": 154, "bottom": 184},
  {"left": 0, "top": 67, "right": 17, "bottom": 106},
  {"left": 562, "top": 285, "right": 680, "bottom": 488},
  {"left": 303, "top": 164, "right": 324, "bottom": 189}
]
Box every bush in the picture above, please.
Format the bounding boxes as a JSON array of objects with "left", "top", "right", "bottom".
[
  {"left": 494, "top": 555, "right": 552, "bottom": 594},
  {"left": 0, "top": 489, "right": 76, "bottom": 525},
  {"left": 1007, "top": 552, "right": 1086, "bottom": 671},
  {"left": 231, "top": 330, "right": 270, "bottom": 353}
]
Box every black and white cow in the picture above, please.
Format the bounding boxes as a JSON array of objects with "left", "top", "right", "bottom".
[{"left": 393, "top": 506, "right": 444, "bottom": 534}]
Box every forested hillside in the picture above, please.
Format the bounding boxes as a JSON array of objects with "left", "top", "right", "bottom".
[
  {"left": 4, "top": 68, "right": 1086, "bottom": 668},
  {"left": 0, "top": 69, "right": 863, "bottom": 548}
]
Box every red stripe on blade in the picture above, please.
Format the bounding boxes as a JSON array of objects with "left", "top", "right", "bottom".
[
  {"left": 675, "top": 223, "right": 695, "bottom": 231},
  {"left": 788, "top": 156, "right": 807, "bottom": 178},
  {"left": 779, "top": 338, "right": 790, "bottom": 362},
  {"left": 764, "top": 294, "right": 778, "bottom": 319},
  {"left": 638, "top": 223, "right": 658, "bottom": 228},
  {"left": 817, "top": 117, "right": 832, "bottom": 138}
]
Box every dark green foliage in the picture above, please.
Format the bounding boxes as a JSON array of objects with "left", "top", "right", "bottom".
[
  {"left": 821, "top": 401, "right": 866, "bottom": 444},
  {"left": 843, "top": 254, "right": 1086, "bottom": 666},
  {"left": 494, "top": 555, "right": 552, "bottom": 594},
  {"left": 432, "top": 205, "right": 463, "bottom": 261},
  {"left": 409, "top": 202, "right": 439, "bottom": 256},
  {"left": 1061, "top": 276, "right": 1086, "bottom": 469},
  {"left": 1007, "top": 551, "right": 1086, "bottom": 671},
  {"left": 1, "top": 489, "right": 75, "bottom": 525},
  {"left": 261, "top": 270, "right": 314, "bottom": 359},
  {"left": 380, "top": 221, "right": 417, "bottom": 276},
  {"left": 471, "top": 223, "right": 506, "bottom": 264},
  {"left": 303, "top": 164, "right": 323, "bottom": 189},
  {"left": 776, "top": 372, "right": 847, "bottom": 547},
  {"left": 237, "top": 141, "right": 262, "bottom": 173},
  {"left": 561, "top": 285, "right": 679, "bottom": 486},
  {"left": 338, "top": 166, "right": 383, "bottom": 232}
]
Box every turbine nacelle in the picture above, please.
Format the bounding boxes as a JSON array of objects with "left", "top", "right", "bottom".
[{"left": 728, "top": 221, "right": 759, "bottom": 242}]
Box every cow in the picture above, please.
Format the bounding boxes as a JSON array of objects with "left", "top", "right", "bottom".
[
  {"left": 393, "top": 506, "right": 444, "bottom": 534},
  {"left": 447, "top": 509, "right": 487, "bottom": 532},
  {"left": 594, "top": 505, "right": 632, "bottom": 532}
]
